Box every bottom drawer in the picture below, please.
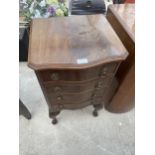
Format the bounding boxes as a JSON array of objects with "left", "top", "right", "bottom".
[
  {"left": 49, "top": 98, "right": 105, "bottom": 112},
  {"left": 63, "top": 100, "right": 92, "bottom": 109},
  {"left": 47, "top": 90, "right": 94, "bottom": 104}
]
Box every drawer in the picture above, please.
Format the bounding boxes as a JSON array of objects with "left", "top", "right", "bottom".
[
  {"left": 62, "top": 100, "right": 92, "bottom": 109},
  {"left": 49, "top": 97, "right": 105, "bottom": 112},
  {"left": 50, "top": 100, "right": 92, "bottom": 111},
  {"left": 47, "top": 90, "right": 94, "bottom": 105},
  {"left": 37, "top": 62, "right": 118, "bottom": 82},
  {"left": 43, "top": 74, "right": 114, "bottom": 94},
  {"left": 43, "top": 79, "right": 97, "bottom": 93}
]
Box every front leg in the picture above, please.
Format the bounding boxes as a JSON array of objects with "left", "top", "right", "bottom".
[
  {"left": 92, "top": 104, "right": 100, "bottom": 117},
  {"left": 93, "top": 108, "right": 98, "bottom": 117},
  {"left": 49, "top": 111, "right": 60, "bottom": 125},
  {"left": 92, "top": 103, "right": 103, "bottom": 117}
]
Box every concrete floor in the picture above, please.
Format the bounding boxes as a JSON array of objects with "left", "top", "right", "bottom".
[{"left": 19, "top": 62, "right": 135, "bottom": 155}]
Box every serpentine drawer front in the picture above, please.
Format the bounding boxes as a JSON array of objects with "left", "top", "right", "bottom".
[
  {"left": 42, "top": 75, "right": 114, "bottom": 94},
  {"left": 28, "top": 15, "right": 128, "bottom": 124},
  {"left": 38, "top": 63, "right": 118, "bottom": 82}
]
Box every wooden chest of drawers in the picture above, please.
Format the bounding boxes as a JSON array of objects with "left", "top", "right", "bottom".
[{"left": 28, "top": 15, "right": 128, "bottom": 124}]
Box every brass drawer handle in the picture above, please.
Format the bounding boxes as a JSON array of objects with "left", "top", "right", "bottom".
[
  {"left": 93, "top": 94, "right": 97, "bottom": 97},
  {"left": 95, "top": 81, "right": 104, "bottom": 89},
  {"left": 101, "top": 67, "right": 108, "bottom": 75},
  {"left": 86, "top": 0, "right": 92, "bottom": 8},
  {"left": 50, "top": 73, "right": 59, "bottom": 80},
  {"left": 101, "top": 70, "right": 107, "bottom": 76},
  {"left": 57, "top": 96, "right": 63, "bottom": 101},
  {"left": 98, "top": 81, "right": 103, "bottom": 86},
  {"left": 92, "top": 92, "right": 97, "bottom": 98},
  {"left": 54, "top": 87, "right": 62, "bottom": 92}
]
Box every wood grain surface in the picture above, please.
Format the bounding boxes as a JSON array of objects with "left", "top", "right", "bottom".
[
  {"left": 28, "top": 15, "right": 128, "bottom": 70},
  {"left": 107, "top": 4, "right": 135, "bottom": 41},
  {"left": 106, "top": 4, "right": 135, "bottom": 113}
]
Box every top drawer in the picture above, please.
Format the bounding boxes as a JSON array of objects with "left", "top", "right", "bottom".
[{"left": 38, "top": 62, "right": 118, "bottom": 82}]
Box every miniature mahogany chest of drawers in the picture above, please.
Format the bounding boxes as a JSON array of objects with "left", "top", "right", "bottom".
[{"left": 28, "top": 15, "right": 128, "bottom": 124}]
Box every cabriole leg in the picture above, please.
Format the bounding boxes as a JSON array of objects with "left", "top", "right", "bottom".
[
  {"left": 49, "top": 111, "right": 60, "bottom": 125},
  {"left": 92, "top": 104, "right": 102, "bottom": 117}
]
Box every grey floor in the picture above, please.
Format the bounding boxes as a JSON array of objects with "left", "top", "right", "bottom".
[{"left": 19, "top": 62, "right": 135, "bottom": 155}]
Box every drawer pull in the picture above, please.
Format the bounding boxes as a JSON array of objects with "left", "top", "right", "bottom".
[
  {"left": 98, "top": 81, "right": 103, "bottom": 86},
  {"left": 54, "top": 87, "right": 62, "bottom": 92},
  {"left": 86, "top": 0, "right": 92, "bottom": 8},
  {"left": 101, "top": 71, "right": 107, "bottom": 76},
  {"left": 101, "top": 67, "right": 108, "bottom": 75},
  {"left": 50, "top": 73, "right": 59, "bottom": 80},
  {"left": 91, "top": 93, "right": 97, "bottom": 100},
  {"left": 93, "top": 94, "right": 97, "bottom": 97},
  {"left": 57, "top": 96, "right": 63, "bottom": 101}
]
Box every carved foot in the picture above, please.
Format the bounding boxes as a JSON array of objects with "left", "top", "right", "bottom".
[
  {"left": 93, "top": 109, "right": 98, "bottom": 117},
  {"left": 49, "top": 111, "right": 60, "bottom": 125},
  {"left": 52, "top": 118, "right": 58, "bottom": 125},
  {"left": 92, "top": 104, "right": 102, "bottom": 117}
]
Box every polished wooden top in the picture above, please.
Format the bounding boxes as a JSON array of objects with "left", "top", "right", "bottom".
[
  {"left": 28, "top": 15, "right": 128, "bottom": 70},
  {"left": 108, "top": 4, "right": 135, "bottom": 42}
]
